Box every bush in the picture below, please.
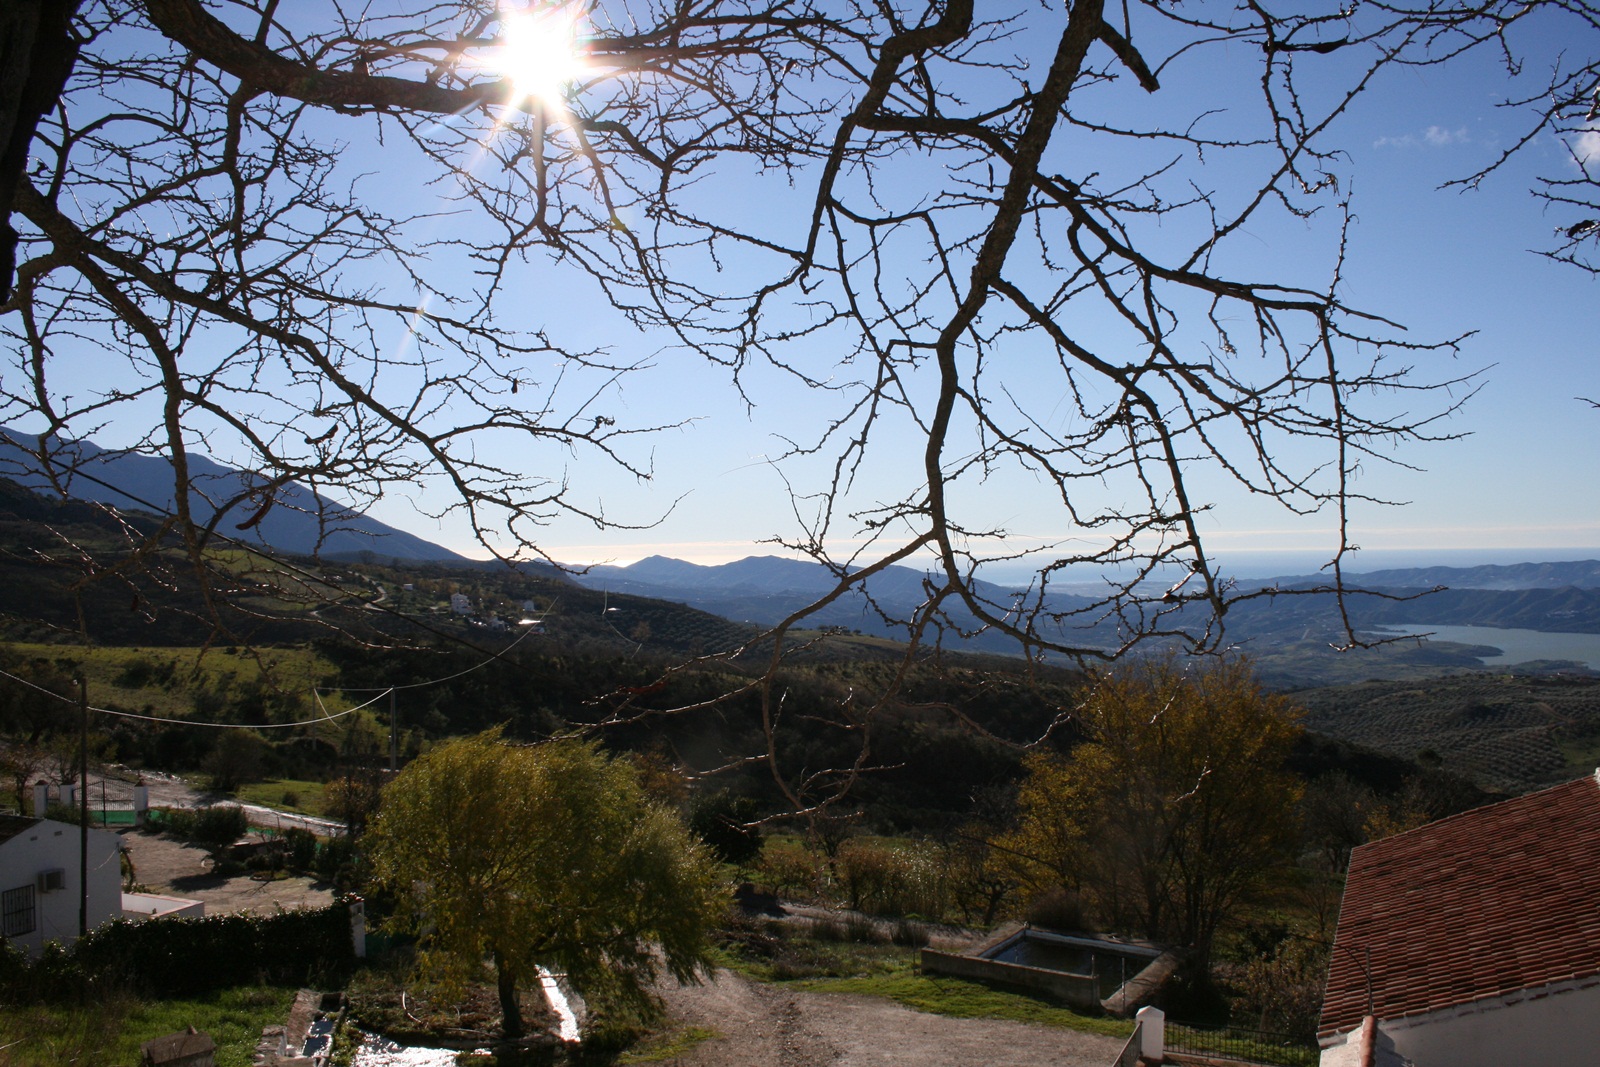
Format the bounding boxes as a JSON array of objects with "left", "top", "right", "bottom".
[
  {"left": 891, "top": 918, "right": 930, "bottom": 948},
  {"left": 149, "top": 806, "right": 197, "bottom": 838},
  {"left": 192, "top": 805, "right": 249, "bottom": 854},
  {"left": 283, "top": 828, "right": 319, "bottom": 872},
  {"left": 314, "top": 834, "right": 359, "bottom": 889},
  {"left": 837, "top": 839, "right": 948, "bottom": 918},
  {"left": 42, "top": 802, "right": 82, "bottom": 826},
  {"left": 754, "top": 838, "right": 822, "bottom": 899},
  {"left": 688, "top": 791, "right": 765, "bottom": 866},
  {"left": 1026, "top": 886, "right": 1088, "bottom": 931},
  {"left": 64, "top": 904, "right": 357, "bottom": 996}
]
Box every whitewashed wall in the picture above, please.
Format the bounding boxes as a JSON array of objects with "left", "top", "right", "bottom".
[
  {"left": 0, "top": 818, "right": 122, "bottom": 954},
  {"left": 1378, "top": 976, "right": 1600, "bottom": 1067}
]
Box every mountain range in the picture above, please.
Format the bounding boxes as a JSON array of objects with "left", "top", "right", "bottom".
[
  {"left": 573, "top": 554, "right": 1600, "bottom": 674},
  {"left": 2, "top": 425, "right": 1596, "bottom": 673},
  {"left": 0, "top": 427, "right": 464, "bottom": 563}
]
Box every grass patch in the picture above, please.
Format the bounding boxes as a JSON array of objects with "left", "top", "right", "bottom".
[
  {"left": 799, "top": 970, "right": 1133, "bottom": 1038},
  {"left": 716, "top": 914, "right": 915, "bottom": 983},
  {"left": 236, "top": 778, "right": 331, "bottom": 818},
  {"left": 0, "top": 985, "right": 296, "bottom": 1067},
  {"left": 715, "top": 913, "right": 1129, "bottom": 1040},
  {"left": 2, "top": 642, "right": 341, "bottom": 723},
  {"left": 615, "top": 1025, "right": 720, "bottom": 1064}
]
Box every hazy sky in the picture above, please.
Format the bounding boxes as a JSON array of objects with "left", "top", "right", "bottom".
[{"left": 345, "top": 6, "right": 1600, "bottom": 575}]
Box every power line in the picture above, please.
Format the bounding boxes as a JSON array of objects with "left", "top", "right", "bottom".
[
  {"left": 0, "top": 664, "right": 373, "bottom": 728},
  {"left": 1, "top": 445, "right": 560, "bottom": 730},
  {"left": 317, "top": 610, "right": 546, "bottom": 692},
  {"left": 2, "top": 443, "right": 535, "bottom": 659}
]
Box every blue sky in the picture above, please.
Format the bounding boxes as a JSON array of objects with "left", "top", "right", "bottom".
[
  {"left": 344, "top": 6, "right": 1600, "bottom": 577},
  {"left": 35, "top": 2, "right": 1597, "bottom": 581}
]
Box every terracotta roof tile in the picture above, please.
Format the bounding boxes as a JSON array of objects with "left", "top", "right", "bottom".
[{"left": 1319, "top": 772, "right": 1600, "bottom": 1037}]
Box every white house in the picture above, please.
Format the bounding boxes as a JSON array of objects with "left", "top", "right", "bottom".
[
  {"left": 0, "top": 814, "right": 122, "bottom": 955},
  {"left": 449, "top": 592, "right": 472, "bottom": 614},
  {"left": 1319, "top": 770, "right": 1600, "bottom": 1066}
]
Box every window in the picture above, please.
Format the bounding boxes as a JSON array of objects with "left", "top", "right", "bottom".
[{"left": 2, "top": 884, "right": 36, "bottom": 937}]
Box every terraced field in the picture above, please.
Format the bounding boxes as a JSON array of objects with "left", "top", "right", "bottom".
[{"left": 1293, "top": 674, "right": 1600, "bottom": 794}]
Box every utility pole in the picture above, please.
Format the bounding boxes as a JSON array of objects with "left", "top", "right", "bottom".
[
  {"left": 389, "top": 689, "right": 397, "bottom": 773},
  {"left": 77, "top": 673, "right": 88, "bottom": 937}
]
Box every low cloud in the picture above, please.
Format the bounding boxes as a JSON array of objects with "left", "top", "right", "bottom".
[
  {"left": 1374, "top": 125, "right": 1470, "bottom": 149},
  {"left": 1572, "top": 122, "right": 1600, "bottom": 173}
]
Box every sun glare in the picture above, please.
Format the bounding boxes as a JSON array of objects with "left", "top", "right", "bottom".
[{"left": 496, "top": 6, "right": 587, "bottom": 108}]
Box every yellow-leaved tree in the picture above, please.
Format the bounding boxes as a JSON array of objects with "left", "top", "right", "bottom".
[
  {"left": 366, "top": 730, "right": 724, "bottom": 1039},
  {"left": 1004, "top": 658, "right": 1301, "bottom": 967}
]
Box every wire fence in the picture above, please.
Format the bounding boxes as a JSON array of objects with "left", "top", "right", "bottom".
[{"left": 1164, "top": 1021, "right": 1318, "bottom": 1067}]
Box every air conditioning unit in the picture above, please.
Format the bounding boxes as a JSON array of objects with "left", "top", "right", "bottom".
[{"left": 37, "top": 868, "right": 66, "bottom": 893}]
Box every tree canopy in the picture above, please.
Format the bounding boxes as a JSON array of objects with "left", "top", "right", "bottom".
[
  {"left": 365, "top": 730, "right": 724, "bottom": 1038},
  {"left": 1003, "top": 658, "right": 1302, "bottom": 966}
]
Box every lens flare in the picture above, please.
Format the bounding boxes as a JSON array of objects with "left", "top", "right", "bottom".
[{"left": 496, "top": 5, "right": 586, "bottom": 108}]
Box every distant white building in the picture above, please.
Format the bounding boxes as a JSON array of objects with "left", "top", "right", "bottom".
[
  {"left": 449, "top": 592, "right": 472, "bottom": 614},
  {"left": 0, "top": 815, "right": 121, "bottom": 955}
]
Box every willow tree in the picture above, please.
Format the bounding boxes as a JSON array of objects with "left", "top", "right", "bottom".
[
  {"left": 1006, "top": 659, "right": 1302, "bottom": 966},
  {"left": 365, "top": 731, "right": 723, "bottom": 1038}
]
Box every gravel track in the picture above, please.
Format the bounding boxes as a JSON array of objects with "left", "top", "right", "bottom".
[{"left": 658, "top": 968, "right": 1125, "bottom": 1067}]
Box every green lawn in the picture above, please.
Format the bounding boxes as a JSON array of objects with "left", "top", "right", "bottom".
[
  {"left": 799, "top": 968, "right": 1135, "bottom": 1038},
  {"left": 235, "top": 778, "right": 332, "bottom": 818},
  {"left": 0, "top": 985, "right": 296, "bottom": 1067}
]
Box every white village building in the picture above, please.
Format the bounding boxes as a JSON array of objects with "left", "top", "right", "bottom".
[
  {"left": 0, "top": 814, "right": 122, "bottom": 955},
  {"left": 1319, "top": 770, "right": 1600, "bottom": 1067}
]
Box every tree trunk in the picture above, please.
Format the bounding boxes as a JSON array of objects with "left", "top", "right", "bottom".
[
  {"left": 0, "top": 0, "right": 84, "bottom": 300},
  {"left": 495, "top": 951, "right": 523, "bottom": 1040}
]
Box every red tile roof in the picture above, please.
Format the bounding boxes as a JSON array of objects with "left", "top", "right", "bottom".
[{"left": 1319, "top": 772, "right": 1600, "bottom": 1037}]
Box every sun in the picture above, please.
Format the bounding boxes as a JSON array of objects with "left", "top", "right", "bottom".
[{"left": 495, "top": 5, "right": 587, "bottom": 108}]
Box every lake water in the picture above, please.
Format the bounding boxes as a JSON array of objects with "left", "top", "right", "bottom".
[{"left": 1375, "top": 624, "right": 1600, "bottom": 670}]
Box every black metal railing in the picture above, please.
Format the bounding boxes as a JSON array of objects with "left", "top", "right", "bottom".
[{"left": 1164, "top": 1021, "right": 1318, "bottom": 1067}]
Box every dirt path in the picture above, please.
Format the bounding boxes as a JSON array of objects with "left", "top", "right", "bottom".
[{"left": 658, "top": 969, "right": 1125, "bottom": 1067}]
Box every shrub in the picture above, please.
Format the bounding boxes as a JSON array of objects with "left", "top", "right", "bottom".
[
  {"left": 283, "top": 828, "right": 319, "bottom": 872},
  {"left": 688, "top": 791, "right": 765, "bottom": 866},
  {"left": 42, "top": 802, "right": 82, "bottom": 826},
  {"left": 66, "top": 903, "right": 357, "bottom": 996},
  {"left": 891, "top": 918, "right": 930, "bottom": 948},
  {"left": 192, "top": 805, "right": 249, "bottom": 854},
  {"left": 754, "top": 838, "right": 823, "bottom": 899},
  {"left": 314, "top": 834, "right": 358, "bottom": 888},
  {"left": 837, "top": 839, "right": 949, "bottom": 918},
  {"left": 147, "top": 806, "right": 202, "bottom": 838},
  {"left": 1026, "top": 886, "right": 1088, "bottom": 931}
]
